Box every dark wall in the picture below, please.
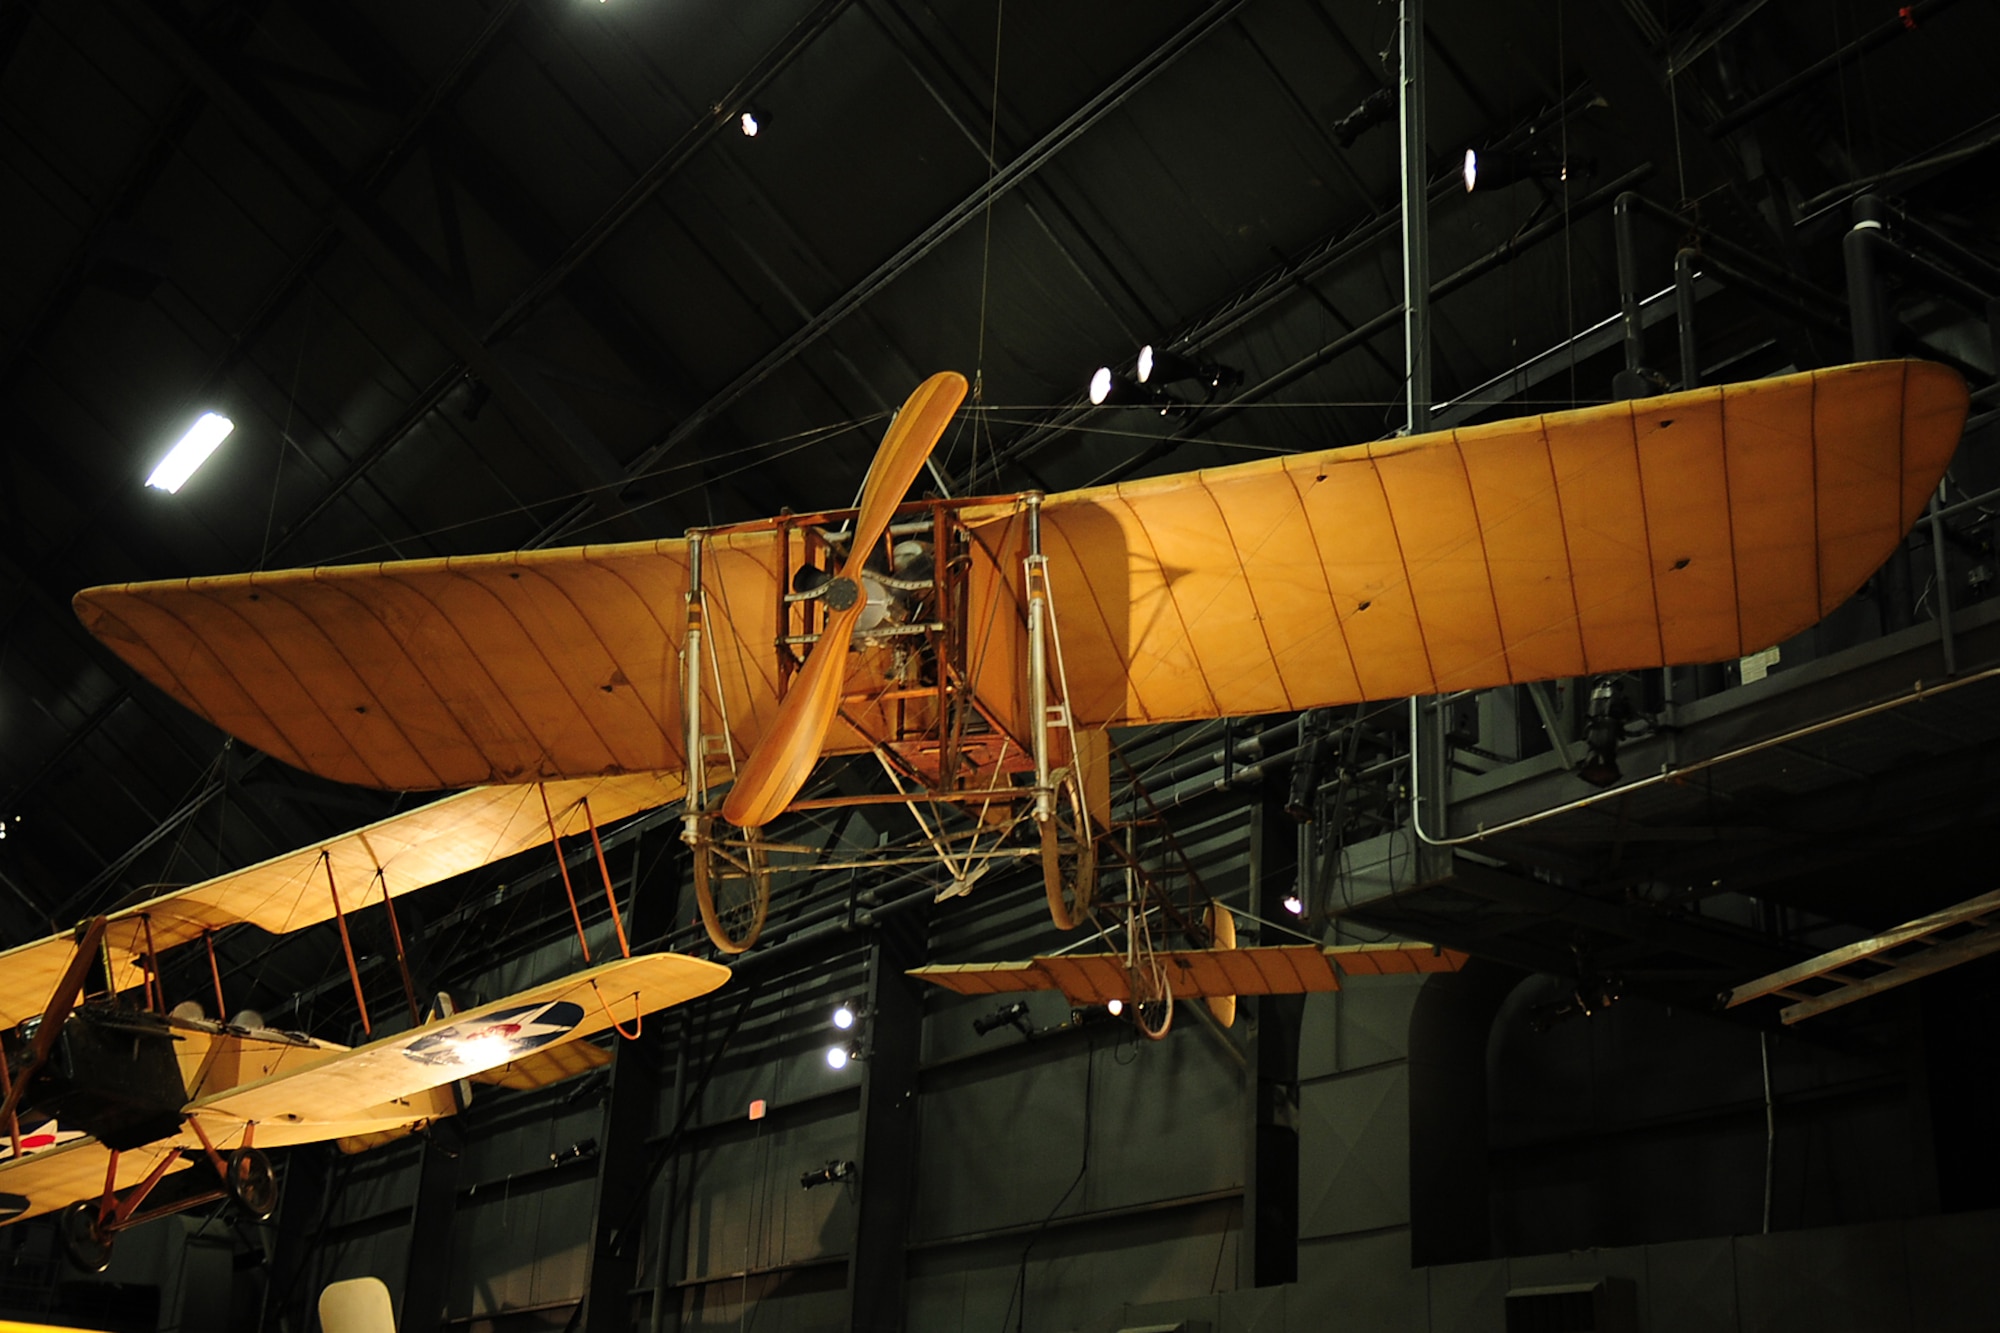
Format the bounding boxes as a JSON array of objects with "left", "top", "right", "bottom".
[{"left": 1483, "top": 978, "right": 1937, "bottom": 1254}]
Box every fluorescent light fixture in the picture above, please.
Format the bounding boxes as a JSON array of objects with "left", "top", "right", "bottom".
[{"left": 147, "top": 412, "right": 233, "bottom": 493}]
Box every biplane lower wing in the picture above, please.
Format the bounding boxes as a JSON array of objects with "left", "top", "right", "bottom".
[
  {"left": 184, "top": 952, "right": 727, "bottom": 1131},
  {"left": 912, "top": 942, "right": 1468, "bottom": 1004},
  {"left": 0, "top": 1137, "right": 190, "bottom": 1226},
  {"left": 71, "top": 361, "right": 1966, "bottom": 792}
]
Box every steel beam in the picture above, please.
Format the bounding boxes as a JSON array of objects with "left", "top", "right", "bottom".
[{"left": 847, "top": 914, "right": 928, "bottom": 1330}]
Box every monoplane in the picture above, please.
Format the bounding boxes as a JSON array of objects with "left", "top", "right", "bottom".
[
  {"left": 68, "top": 360, "right": 1967, "bottom": 1023},
  {"left": 0, "top": 776, "right": 726, "bottom": 1270}
]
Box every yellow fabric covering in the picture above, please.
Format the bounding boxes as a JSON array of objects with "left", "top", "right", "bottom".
[{"left": 73, "top": 361, "right": 1965, "bottom": 792}]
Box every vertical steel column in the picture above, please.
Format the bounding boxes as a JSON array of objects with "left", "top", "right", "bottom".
[
  {"left": 847, "top": 915, "right": 927, "bottom": 1330},
  {"left": 1613, "top": 196, "right": 1650, "bottom": 399},
  {"left": 1243, "top": 790, "right": 1302, "bottom": 1287},
  {"left": 1397, "top": 0, "right": 1430, "bottom": 433},
  {"left": 399, "top": 1120, "right": 465, "bottom": 1333},
  {"left": 647, "top": 1011, "right": 692, "bottom": 1333},
  {"left": 580, "top": 832, "right": 677, "bottom": 1333}
]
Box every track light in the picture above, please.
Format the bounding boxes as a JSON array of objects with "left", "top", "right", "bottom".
[
  {"left": 1136, "top": 345, "right": 1242, "bottom": 396},
  {"left": 800, "top": 1160, "right": 856, "bottom": 1190},
  {"left": 1088, "top": 367, "right": 1184, "bottom": 415},
  {"left": 1462, "top": 146, "right": 1595, "bottom": 193},
  {"left": 147, "top": 412, "right": 233, "bottom": 493},
  {"left": 1331, "top": 87, "right": 1395, "bottom": 149},
  {"left": 972, "top": 1000, "right": 1033, "bottom": 1039}
]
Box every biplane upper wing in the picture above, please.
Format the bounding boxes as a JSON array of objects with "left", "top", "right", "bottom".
[
  {"left": 0, "top": 774, "right": 681, "bottom": 1027},
  {"left": 71, "top": 361, "right": 1966, "bottom": 792},
  {"left": 0, "top": 1136, "right": 190, "bottom": 1226},
  {"left": 911, "top": 942, "right": 1468, "bottom": 1003},
  {"left": 182, "top": 951, "right": 726, "bottom": 1133},
  {"left": 979, "top": 359, "right": 1968, "bottom": 725}
]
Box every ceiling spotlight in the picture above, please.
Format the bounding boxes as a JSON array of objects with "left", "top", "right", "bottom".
[
  {"left": 1106, "top": 998, "right": 1125, "bottom": 1017},
  {"left": 1088, "top": 367, "right": 1184, "bottom": 415},
  {"left": 824, "top": 1043, "right": 853, "bottom": 1071},
  {"left": 147, "top": 412, "right": 234, "bottom": 493},
  {"left": 1281, "top": 892, "right": 1306, "bottom": 918},
  {"left": 1462, "top": 146, "right": 1595, "bottom": 193},
  {"left": 831, "top": 1001, "right": 858, "bottom": 1031},
  {"left": 1137, "top": 345, "right": 1243, "bottom": 396},
  {"left": 739, "top": 108, "right": 766, "bottom": 138}
]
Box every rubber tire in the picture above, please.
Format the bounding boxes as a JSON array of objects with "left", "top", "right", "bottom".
[
  {"left": 1040, "top": 773, "right": 1097, "bottom": 931},
  {"left": 59, "top": 1200, "right": 112, "bottom": 1274},
  {"left": 226, "top": 1146, "right": 278, "bottom": 1220},
  {"left": 1127, "top": 953, "right": 1174, "bottom": 1041},
  {"left": 692, "top": 818, "right": 772, "bottom": 954}
]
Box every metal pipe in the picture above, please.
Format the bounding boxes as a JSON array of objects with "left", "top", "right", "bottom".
[
  {"left": 1674, "top": 250, "right": 1701, "bottom": 389},
  {"left": 1410, "top": 664, "right": 2000, "bottom": 847},
  {"left": 1397, "top": 0, "right": 1431, "bottom": 432},
  {"left": 1845, "top": 209, "right": 1894, "bottom": 360},
  {"left": 1614, "top": 194, "right": 1647, "bottom": 393},
  {"left": 1760, "top": 1032, "right": 1775, "bottom": 1234}
]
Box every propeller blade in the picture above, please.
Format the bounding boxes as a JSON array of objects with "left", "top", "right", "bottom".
[
  {"left": 841, "top": 371, "right": 967, "bottom": 580},
  {"left": 0, "top": 916, "right": 108, "bottom": 1131},
  {"left": 720, "top": 372, "right": 967, "bottom": 829}
]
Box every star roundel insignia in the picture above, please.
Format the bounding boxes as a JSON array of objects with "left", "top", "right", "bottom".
[{"left": 402, "top": 999, "right": 585, "bottom": 1069}]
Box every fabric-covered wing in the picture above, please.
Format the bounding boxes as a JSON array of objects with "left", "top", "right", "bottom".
[
  {"left": 996, "top": 360, "right": 1965, "bottom": 725},
  {"left": 184, "top": 952, "right": 726, "bottom": 1130},
  {"left": 0, "top": 1137, "right": 190, "bottom": 1226},
  {"left": 0, "top": 775, "right": 681, "bottom": 1027},
  {"left": 73, "top": 361, "right": 1964, "bottom": 790},
  {"left": 76, "top": 530, "right": 794, "bottom": 791},
  {"left": 911, "top": 943, "right": 1467, "bottom": 1003}
]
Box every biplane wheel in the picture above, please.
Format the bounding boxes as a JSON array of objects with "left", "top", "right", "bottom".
[
  {"left": 225, "top": 1146, "right": 278, "bottom": 1220},
  {"left": 59, "top": 1200, "right": 113, "bottom": 1273},
  {"left": 1039, "top": 773, "right": 1097, "bottom": 931},
  {"left": 692, "top": 818, "right": 773, "bottom": 955},
  {"left": 1127, "top": 953, "right": 1174, "bottom": 1041}
]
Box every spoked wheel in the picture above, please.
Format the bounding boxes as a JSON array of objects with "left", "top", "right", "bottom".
[
  {"left": 226, "top": 1146, "right": 278, "bottom": 1220},
  {"left": 59, "top": 1200, "right": 113, "bottom": 1273},
  {"left": 1126, "top": 951, "right": 1174, "bottom": 1041},
  {"left": 692, "top": 817, "right": 773, "bottom": 954},
  {"left": 1040, "top": 770, "right": 1098, "bottom": 930}
]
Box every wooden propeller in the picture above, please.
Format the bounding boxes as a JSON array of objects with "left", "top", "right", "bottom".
[
  {"left": 721, "top": 372, "right": 968, "bottom": 829},
  {"left": 0, "top": 916, "right": 109, "bottom": 1132}
]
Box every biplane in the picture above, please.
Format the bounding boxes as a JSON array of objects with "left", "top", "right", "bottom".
[
  {"left": 67, "top": 360, "right": 1967, "bottom": 1028},
  {"left": 0, "top": 776, "right": 727, "bottom": 1270}
]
